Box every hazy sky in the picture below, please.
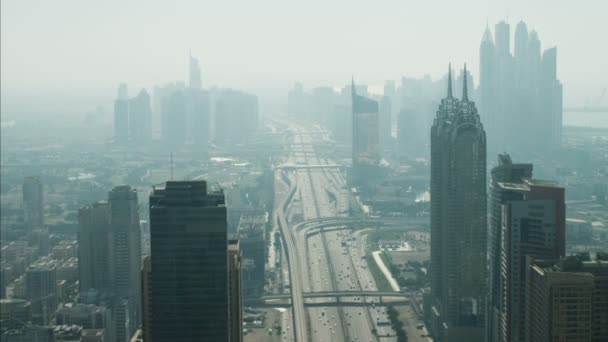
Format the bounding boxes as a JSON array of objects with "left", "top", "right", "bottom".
[{"left": 2, "top": 0, "right": 607, "bottom": 108}]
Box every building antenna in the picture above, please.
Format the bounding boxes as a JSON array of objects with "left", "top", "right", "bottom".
[{"left": 170, "top": 152, "right": 174, "bottom": 180}]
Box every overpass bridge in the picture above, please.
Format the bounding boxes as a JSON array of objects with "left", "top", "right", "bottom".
[
  {"left": 249, "top": 291, "right": 411, "bottom": 307},
  {"left": 263, "top": 290, "right": 409, "bottom": 300},
  {"left": 274, "top": 164, "right": 345, "bottom": 171}
]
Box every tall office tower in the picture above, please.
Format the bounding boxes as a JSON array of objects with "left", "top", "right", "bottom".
[
  {"left": 480, "top": 21, "right": 562, "bottom": 155},
  {"left": 430, "top": 65, "right": 487, "bottom": 342},
  {"left": 189, "top": 53, "right": 202, "bottom": 90},
  {"left": 108, "top": 186, "right": 141, "bottom": 341},
  {"left": 228, "top": 240, "right": 243, "bottom": 342},
  {"left": 514, "top": 21, "right": 528, "bottom": 64},
  {"left": 526, "top": 255, "right": 608, "bottom": 342},
  {"left": 161, "top": 91, "right": 187, "bottom": 148},
  {"left": 479, "top": 25, "right": 497, "bottom": 144},
  {"left": 494, "top": 21, "right": 510, "bottom": 57},
  {"left": 114, "top": 97, "right": 129, "bottom": 143},
  {"left": 78, "top": 201, "right": 110, "bottom": 293},
  {"left": 23, "top": 176, "right": 44, "bottom": 230},
  {"left": 149, "top": 181, "right": 229, "bottom": 341},
  {"left": 497, "top": 179, "right": 565, "bottom": 342},
  {"left": 487, "top": 154, "right": 533, "bottom": 342},
  {"left": 379, "top": 95, "right": 392, "bottom": 150},
  {"left": 129, "top": 89, "right": 152, "bottom": 143},
  {"left": 77, "top": 186, "right": 141, "bottom": 342},
  {"left": 351, "top": 78, "right": 380, "bottom": 183},
  {"left": 142, "top": 256, "right": 152, "bottom": 342},
  {"left": 118, "top": 83, "right": 128, "bottom": 100},
  {"left": 188, "top": 89, "right": 211, "bottom": 149},
  {"left": 25, "top": 263, "right": 57, "bottom": 325},
  {"left": 215, "top": 89, "right": 259, "bottom": 145},
  {"left": 311, "top": 86, "right": 335, "bottom": 125},
  {"left": 540, "top": 47, "right": 563, "bottom": 150},
  {"left": 287, "top": 82, "right": 308, "bottom": 120}
]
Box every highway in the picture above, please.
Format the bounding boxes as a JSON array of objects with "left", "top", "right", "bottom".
[{"left": 276, "top": 121, "right": 398, "bottom": 341}]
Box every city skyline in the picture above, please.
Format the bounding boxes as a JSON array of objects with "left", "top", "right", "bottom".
[
  {"left": 1, "top": 3, "right": 607, "bottom": 342},
  {"left": 2, "top": 0, "right": 607, "bottom": 113}
]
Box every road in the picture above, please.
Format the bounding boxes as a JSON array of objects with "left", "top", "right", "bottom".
[{"left": 276, "top": 121, "right": 397, "bottom": 341}]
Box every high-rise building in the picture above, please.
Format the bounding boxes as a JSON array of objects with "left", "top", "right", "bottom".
[
  {"left": 22, "top": 176, "right": 44, "bottom": 230},
  {"left": 479, "top": 21, "right": 562, "bottom": 155},
  {"left": 540, "top": 47, "right": 563, "bottom": 150},
  {"left": 379, "top": 95, "right": 392, "bottom": 150},
  {"left": 77, "top": 186, "right": 141, "bottom": 342},
  {"left": 228, "top": 240, "right": 243, "bottom": 342},
  {"left": 187, "top": 89, "right": 211, "bottom": 150},
  {"left": 189, "top": 53, "right": 202, "bottom": 90},
  {"left": 214, "top": 89, "right": 259, "bottom": 145},
  {"left": 287, "top": 82, "right": 310, "bottom": 120},
  {"left": 108, "top": 185, "right": 142, "bottom": 340},
  {"left": 25, "top": 263, "right": 57, "bottom": 325},
  {"left": 129, "top": 89, "right": 152, "bottom": 143},
  {"left": 351, "top": 78, "right": 380, "bottom": 183},
  {"left": 430, "top": 65, "right": 486, "bottom": 342},
  {"left": 149, "top": 181, "right": 229, "bottom": 341},
  {"left": 487, "top": 154, "right": 533, "bottom": 342},
  {"left": 142, "top": 256, "right": 152, "bottom": 342},
  {"left": 114, "top": 84, "right": 130, "bottom": 143},
  {"left": 118, "top": 83, "right": 129, "bottom": 100},
  {"left": 494, "top": 21, "right": 510, "bottom": 57},
  {"left": 497, "top": 179, "right": 565, "bottom": 342},
  {"left": 161, "top": 90, "right": 187, "bottom": 147},
  {"left": 78, "top": 201, "right": 110, "bottom": 293},
  {"left": 525, "top": 255, "right": 608, "bottom": 342}
]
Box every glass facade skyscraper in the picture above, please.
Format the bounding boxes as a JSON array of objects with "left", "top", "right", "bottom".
[{"left": 149, "top": 181, "right": 229, "bottom": 341}]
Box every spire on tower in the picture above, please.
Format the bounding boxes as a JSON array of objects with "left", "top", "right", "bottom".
[
  {"left": 351, "top": 76, "right": 356, "bottom": 97},
  {"left": 462, "top": 63, "right": 469, "bottom": 101},
  {"left": 447, "top": 64, "right": 453, "bottom": 99}
]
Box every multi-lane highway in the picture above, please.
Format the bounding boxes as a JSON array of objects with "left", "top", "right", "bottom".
[{"left": 275, "top": 122, "right": 397, "bottom": 341}]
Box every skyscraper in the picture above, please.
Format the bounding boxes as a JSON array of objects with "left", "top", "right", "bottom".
[
  {"left": 497, "top": 179, "right": 565, "bottom": 342},
  {"left": 487, "top": 154, "right": 533, "bottom": 342},
  {"left": 189, "top": 53, "right": 202, "bottom": 90},
  {"left": 228, "top": 240, "right": 243, "bottom": 342},
  {"left": 379, "top": 95, "right": 392, "bottom": 150},
  {"left": 430, "top": 65, "right": 487, "bottom": 342},
  {"left": 107, "top": 185, "right": 142, "bottom": 340},
  {"left": 149, "top": 181, "right": 229, "bottom": 341},
  {"left": 114, "top": 84, "right": 130, "bottom": 143},
  {"left": 351, "top": 78, "right": 380, "bottom": 183},
  {"left": 77, "top": 186, "right": 141, "bottom": 342},
  {"left": 142, "top": 256, "right": 152, "bottom": 342},
  {"left": 25, "top": 263, "right": 57, "bottom": 325},
  {"left": 479, "top": 21, "right": 563, "bottom": 155},
  {"left": 22, "top": 176, "right": 44, "bottom": 230},
  {"left": 525, "top": 255, "right": 608, "bottom": 342},
  {"left": 78, "top": 201, "right": 110, "bottom": 293},
  {"left": 214, "top": 89, "right": 259, "bottom": 146},
  {"left": 540, "top": 47, "right": 563, "bottom": 150},
  {"left": 161, "top": 90, "right": 187, "bottom": 148},
  {"left": 129, "top": 89, "right": 152, "bottom": 143},
  {"left": 188, "top": 89, "right": 211, "bottom": 150}
]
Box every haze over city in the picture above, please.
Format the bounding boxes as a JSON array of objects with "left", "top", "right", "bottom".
[
  {"left": 2, "top": 0, "right": 607, "bottom": 119},
  {"left": 1, "top": 1, "right": 607, "bottom": 342}
]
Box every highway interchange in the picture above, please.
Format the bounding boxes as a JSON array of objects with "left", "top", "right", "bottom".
[{"left": 274, "top": 122, "right": 399, "bottom": 342}]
